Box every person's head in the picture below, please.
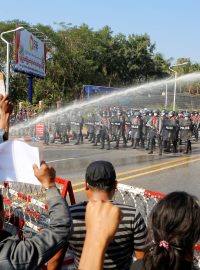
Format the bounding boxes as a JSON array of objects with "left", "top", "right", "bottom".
[
  {"left": 153, "top": 109, "right": 160, "bottom": 117},
  {"left": 134, "top": 111, "right": 141, "bottom": 118},
  {"left": 85, "top": 161, "right": 117, "bottom": 200},
  {"left": 168, "top": 111, "right": 175, "bottom": 118},
  {"left": 144, "top": 191, "right": 200, "bottom": 270},
  {"left": 184, "top": 112, "right": 191, "bottom": 121}
]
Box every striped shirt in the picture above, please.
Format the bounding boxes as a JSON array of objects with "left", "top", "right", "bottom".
[{"left": 68, "top": 201, "right": 147, "bottom": 270}]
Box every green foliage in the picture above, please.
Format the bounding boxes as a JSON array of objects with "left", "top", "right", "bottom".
[{"left": 1, "top": 20, "right": 198, "bottom": 107}]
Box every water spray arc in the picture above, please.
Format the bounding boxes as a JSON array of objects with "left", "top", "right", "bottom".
[{"left": 10, "top": 72, "right": 200, "bottom": 133}]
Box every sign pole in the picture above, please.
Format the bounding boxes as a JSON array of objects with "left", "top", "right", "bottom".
[{"left": 28, "top": 76, "right": 33, "bottom": 104}]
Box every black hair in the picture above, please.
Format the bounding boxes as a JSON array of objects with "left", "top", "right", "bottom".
[
  {"left": 85, "top": 161, "right": 116, "bottom": 192},
  {"left": 87, "top": 180, "right": 116, "bottom": 192},
  {"left": 144, "top": 191, "right": 200, "bottom": 270}
]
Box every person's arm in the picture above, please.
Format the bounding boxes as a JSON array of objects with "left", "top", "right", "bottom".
[
  {"left": 0, "top": 162, "right": 72, "bottom": 270},
  {"left": 146, "top": 118, "right": 152, "bottom": 128},
  {"left": 133, "top": 211, "right": 147, "bottom": 260},
  {"left": 0, "top": 95, "right": 13, "bottom": 142},
  {"left": 78, "top": 200, "right": 121, "bottom": 270},
  {"left": 134, "top": 250, "right": 145, "bottom": 260},
  {"left": 47, "top": 246, "right": 68, "bottom": 270}
]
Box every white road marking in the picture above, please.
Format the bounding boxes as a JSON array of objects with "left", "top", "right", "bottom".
[{"left": 46, "top": 158, "right": 76, "bottom": 163}]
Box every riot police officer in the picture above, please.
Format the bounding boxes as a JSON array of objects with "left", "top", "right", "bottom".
[
  {"left": 50, "top": 116, "right": 61, "bottom": 143},
  {"left": 100, "top": 111, "right": 110, "bottom": 150},
  {"left": 142, "top": 109, "right": 150, "bottom": 149},
  {"left": 125, "top": 110, "right": 132, "bottom": 143},
  {"left": 159, "top": 110, "right": 168, "bottom": 155},
  {"left": 86, "top": 112, "right": 95, "bottom": 143},
  {"left": 146, "top": 109, "right": 161, "bottom": 154},
  {"left": 179, "top": 112, "right": 193, "bottom": 154},
  {"left": 43, "top": 121, "right": 50, "bottom": 145},
  {"left": 74, "top": 111, "right": 84, "bottom": 145},
  {"left": 110, "top": 110, "right": 118, "bottom": 142},
  {"left": 164, "top": 111, "right": 178, "bottom": 153},
  {"left": 191, "top": 111, "right": 200, "bottom": 142},
  {"left": 131, "top": 111, "right": 143, "bottom": 149},
  {"left": 115, "top": 110, "right": 127, "bottom": 149},
  {"left": 93, "top": 112, "right": 102, "bottom": 146},
  {"left": 60, "top": 115, "right": 69, "bottom": 144}
]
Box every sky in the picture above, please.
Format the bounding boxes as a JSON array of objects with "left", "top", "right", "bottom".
[{"left": 0, "top": 0, "right": 200, "bottom": 63}]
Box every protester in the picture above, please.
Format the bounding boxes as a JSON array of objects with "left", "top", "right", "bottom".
[
  {"left": 78, "top": 200, "right": 121, "bottom": 270},
  {"left": 0, "top": 161, "right": 72, "bottom": 270},
  {"left": 79, "top": 192, "right": 200, "bottom": 270},
  {"left": 48, "top": 160, "right": 147, "bottom": 270},
  {"left": 0, "top": 94, "right": 13, "bottom": 142},
  {"left": 132, "top": 191, "right": 200, "bottom": 270},
  {"left": 0, "top": 95, "right": 72, "bottom": 269}
]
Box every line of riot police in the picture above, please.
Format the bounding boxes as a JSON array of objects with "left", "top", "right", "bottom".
[{"left": 38, "top": 108, "right": 200, "bottom": 155}]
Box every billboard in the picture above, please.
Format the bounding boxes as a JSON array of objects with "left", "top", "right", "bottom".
[{"left": 14, "top": 29, "right": 46, "bottom": 78}]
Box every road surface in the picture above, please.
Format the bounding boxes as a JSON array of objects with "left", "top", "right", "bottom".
[{"left": 31, "top": 140, "right": 200, "bottom": 203}]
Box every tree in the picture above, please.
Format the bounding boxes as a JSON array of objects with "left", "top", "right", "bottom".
[{"left": 0, "top": 20, "right": 174, "bottom": 105}]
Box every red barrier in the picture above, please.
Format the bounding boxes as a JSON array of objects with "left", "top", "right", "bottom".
[
  {"left": 35, "top": 123, "right": 44, "bottom": 136},
  {"left": 55, "top": 177, "right": 76, "bottom": 204},
  {"left": 2, "top": 177, "right": 76, "bottom": 269},
  {"left": 2, "top": 177, "right": 76, "bottom": 233}
]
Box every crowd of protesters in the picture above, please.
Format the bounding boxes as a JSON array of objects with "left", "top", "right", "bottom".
[
  {"left": 10, "top": 108, "right": 37, "bottom": 124},
  {"left": 0, "top": 95, "right": 200, "bottom": 270}
]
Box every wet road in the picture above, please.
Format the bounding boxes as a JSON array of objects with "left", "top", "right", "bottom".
[{"left": 34, "top": 140, "right": 200, "bottom": 203}]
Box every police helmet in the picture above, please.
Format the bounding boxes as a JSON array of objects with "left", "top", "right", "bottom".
[
  {"left": 102, "top": 111, "right": 107, "bottom": 117},
  {"left": 127, "top": 111, "right": 131, "bottom": 117},
  {"left": 161, "top": 110, "right": 168, "bottom": 116},
  {"left": 153, "top": 109, "right": 160, "bottom": 116},
  {"left": 184, "top": 112, "right": 191, "bottom": 118},
  {"left": 134, "top": 111, "right": 141, "bottom": 117},
  {"left": 178, "top": 110, "right": 184, "bottom": 115},
  {"left": 168, "top": 111, "right": 175, "bottom": 117},
  {"left": 143, "top": 108, "right": 149, "bottom": 115},
  {"left": 140, "top": 109, "right": 144, "bottom": 114},
  {"left": 111, "top": 110, "right": 117, "bottom": 117},
  {"left": 117, "top": 110, "right": 122, "bottom": 116}
]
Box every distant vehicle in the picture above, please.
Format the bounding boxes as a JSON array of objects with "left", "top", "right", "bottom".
[{"left": 82, "top": 85, "right": 119, "bottom": 99}]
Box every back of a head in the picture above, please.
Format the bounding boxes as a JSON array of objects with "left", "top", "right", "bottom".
[
  {"left": 144, "top": 191, "right": 200, "bottom": 270},
  {"left": 85, "top": 160, "right": 116, "bottom": 192}
]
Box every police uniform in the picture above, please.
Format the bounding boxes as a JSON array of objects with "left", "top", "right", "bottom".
[
  {"left": 146, "top": 110, "right": 161, "bottom": 154},
  {"left": 115, "top": 111, "right": 127, "bottom": 149},
  {"left": 131, "top": 112, "right": 143, "bottom": 149},
  {"left": 179, "top": 113, "right": 192, "bottom": 153},
  {"left": 100, "top": 112, "right": 110, "bottom": 150}
]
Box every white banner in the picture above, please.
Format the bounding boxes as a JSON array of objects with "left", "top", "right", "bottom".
[
  {"left": 14, "top": 29, "right": 46, "bottom": 78},
  {"left": 0, "top": 140, "right": 40, "bottom": 184}
]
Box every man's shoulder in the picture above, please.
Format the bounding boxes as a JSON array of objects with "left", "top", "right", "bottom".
[
  {"left": 69, "top": 202, "right": 87, "bottom": 215},
  {"left": 0, "top": 230, "right": 12, "bottom": 242},
  {"left": 113, "top": 202, "right": 137, "bottom": 213},
  {"left": 70, "top": 201, "right": 137, "bottom": 212}
]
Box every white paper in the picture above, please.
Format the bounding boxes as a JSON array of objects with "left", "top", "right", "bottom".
[{"left": 0, "top": 140, "right": 40, "bottom": 184}]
